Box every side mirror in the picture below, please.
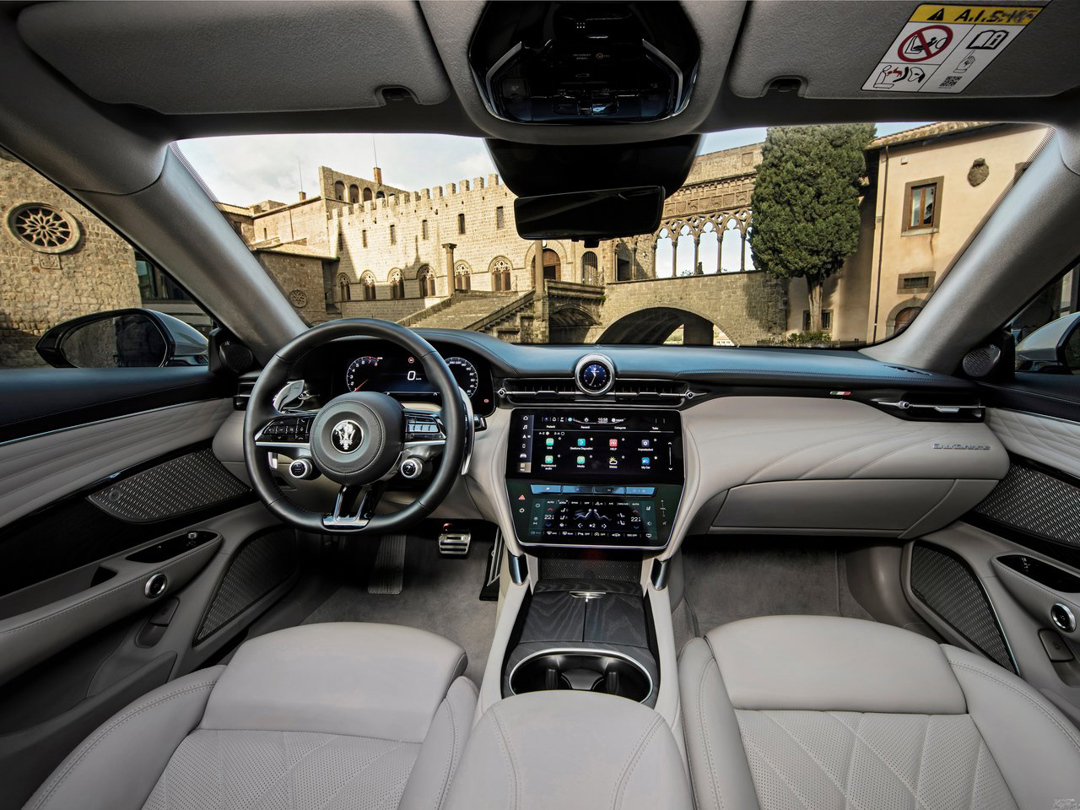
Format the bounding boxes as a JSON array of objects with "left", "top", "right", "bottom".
[
  {"left": 36, "top": 308, "right": 208, "bottom": 369},
  {"left": 1015, "top": 311, "right": 1080, "bottom": 373}
]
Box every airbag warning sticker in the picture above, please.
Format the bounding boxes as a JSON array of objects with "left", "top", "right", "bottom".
[{"left": 863, "top": 4, "right": 1042, "bottom": 93}]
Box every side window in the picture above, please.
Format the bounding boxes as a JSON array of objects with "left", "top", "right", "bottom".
[
  {"left": 1, "top": 149, "right": 210, "bottom": 369},
  {"left": 1009, "top": 261, "right": 1080, "bottom": 374}
]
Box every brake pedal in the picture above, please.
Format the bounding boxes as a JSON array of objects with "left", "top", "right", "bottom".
[
  {"left": 438, "top": 524, "right": 471, "bottom": 556},
  {"left": 368, "top": 534, "right": 407, "bottom": 594}
]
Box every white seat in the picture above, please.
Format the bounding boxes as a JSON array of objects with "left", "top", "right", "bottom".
[
  {"left": 680, "top": 615, "right": 1080, "bottom": 810},
  {"left": 24, "top": 623, "right": 477, "bottom": 810}
]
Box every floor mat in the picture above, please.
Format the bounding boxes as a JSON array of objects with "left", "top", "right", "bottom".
[
  {"left": 680, "top": 536, "right": 874, "bottom": 642},
  {"left": 303, "top": 537, "right": 497, "bottom": 685}
]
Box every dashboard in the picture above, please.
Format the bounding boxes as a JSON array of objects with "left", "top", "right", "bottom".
[{"left": 242, "top": 329, "right": 1010, "bottom": 557}]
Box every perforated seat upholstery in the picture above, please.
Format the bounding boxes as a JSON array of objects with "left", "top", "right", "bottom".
[
  {"left": 681, "top": 615, "right": 1080, "bottom": 810},
  {"left": 24, "top": 623, "right": 477, "bottom": 810}
]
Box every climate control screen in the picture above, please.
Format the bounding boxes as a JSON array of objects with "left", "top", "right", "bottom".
[{"left": 507, "top": 409, "right": 683, "bottom": 484}]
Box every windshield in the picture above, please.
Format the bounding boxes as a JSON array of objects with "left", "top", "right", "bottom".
[{"left": 178, "top": 122, "right": 1049, "bottom": 347}]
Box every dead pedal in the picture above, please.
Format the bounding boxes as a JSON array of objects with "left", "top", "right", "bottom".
[{"left": 368, "top": 534, "right": 407, "bottom": 594}]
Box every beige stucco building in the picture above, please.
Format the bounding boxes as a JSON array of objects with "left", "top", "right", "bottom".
[{"left": 787, "top": 122, "right": 1050, "bottom": 343}]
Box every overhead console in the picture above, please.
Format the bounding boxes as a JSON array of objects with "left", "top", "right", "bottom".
[
  {"left": 469, "top": 2, "right": 700, "bottom": 124},
  {"left": 505, "top": 409, "right": 683, "bottom": 550}
]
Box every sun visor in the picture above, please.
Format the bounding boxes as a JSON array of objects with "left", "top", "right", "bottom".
[
  {"left": 727, "top": 1, "right": 1076, "bottom": 99},
  {"left": 16, "top": 1, "right": 451, "bottom": 114}
]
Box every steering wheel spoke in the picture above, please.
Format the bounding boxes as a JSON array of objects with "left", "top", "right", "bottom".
[{"left": 323, "top": 482, "right": 384, "bottom": 531}]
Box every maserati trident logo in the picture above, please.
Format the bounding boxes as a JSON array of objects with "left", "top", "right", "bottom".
[{"left": 331, "top": 419, "right": 362, "bottom": 453}]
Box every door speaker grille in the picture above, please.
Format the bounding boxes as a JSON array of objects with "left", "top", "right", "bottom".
[
  {"left": 195, "top": 528, "right": 298, "bottom": 643},
  {"left": 910, "top": 542, "right": 1015, "bottom": 672}
]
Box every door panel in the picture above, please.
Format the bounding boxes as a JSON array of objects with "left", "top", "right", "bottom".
[
  {"left": 0, "top": 372, "right": 301, "bottom": 809},
  {"left": 0, "top": 396, "right": 232, "bottom": 528},
  {"left": 0, "top": 366, "right": 228, "bottom": 443}
]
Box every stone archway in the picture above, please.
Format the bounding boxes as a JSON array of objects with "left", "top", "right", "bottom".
[
  {"left": 598, "top": 306, "right": 725, "bottom": 345},
  {"left": 549, "top": 306, "right": 597, "bottom": 344}
]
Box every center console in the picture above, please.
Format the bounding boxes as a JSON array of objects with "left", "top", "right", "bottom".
[{"left": 505, "top": 409, "right": 684, "bottom": 550}]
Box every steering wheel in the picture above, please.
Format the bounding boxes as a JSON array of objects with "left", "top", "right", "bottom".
[{"left": 243, "top": 319, "right": 470, "bottom": 534}]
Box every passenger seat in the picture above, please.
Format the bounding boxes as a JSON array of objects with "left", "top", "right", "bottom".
[{"left": 680, "top": 615, "right": 1080, "bottom": 810}]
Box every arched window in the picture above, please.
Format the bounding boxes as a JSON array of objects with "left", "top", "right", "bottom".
[
  {"left": 418, "top": 266, "right": 436, "bottom": 297},
  {"left": 348, "top": 184, "right": 359, "bottom": 204},
  {"left": 581, "top": 251, "right": 599, "bottom": 285},
  {"left": 458, "top": 213, "right": 466, "bottom": 235},
  {"left": 454, "top": 262, "right": 472, "bottom": 292},
  {"left": 542, "top": 248, "right": 560, "bottom": 282},
  {"left": 338, "top": 274, "right": 351, "bottom": 302},
  {"left": 389, "top": 270, "right": 405, "bottom": 300},
  {"left": 362, "top": 187, "right": 373, "bottom": 203},
  {"left": 375, "top": 190, "right": 385, "bottom": 200},
  {"left": 334, "top": 181, "right": 345, "bottom": 201},
  {"left": 492, "top": 258, "right": 512, "bottom": 291},
  {"left": 361, "top": 272, "right": 376, "bottom": 301}
]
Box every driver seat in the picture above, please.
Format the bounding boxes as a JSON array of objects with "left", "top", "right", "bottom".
[{"left": 23, "top": 623, "right": 477, "bottom": 810}]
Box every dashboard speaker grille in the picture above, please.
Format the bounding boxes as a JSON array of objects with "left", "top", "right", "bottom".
[
  {"left": 195, "top": 528, "right": 298, "bottom": 643},
  {"left": 88, "top": 447, "right": 249, "bottom": 523},
  {"left": 910, "top": 542, "right": 1015, "bottom": 672},
  {"left": 973, "top": 460, "right": 1080, "bottom": 549}
]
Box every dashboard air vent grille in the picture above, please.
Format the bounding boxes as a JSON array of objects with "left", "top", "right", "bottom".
[{"left": 500, "top": 377, "right": 689, "bottom": 405}]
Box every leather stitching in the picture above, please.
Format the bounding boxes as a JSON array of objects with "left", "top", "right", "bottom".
[
  {"left": 696, "top": 653, "right": 725, "bottom": 810},
  {"left": 610, "top": 715, "right": 662, "bottom": 810},
  {"left": 28, "top": 678, "right": 218, "bottom": 810},
  {"left": 949, "top": 659, "right": 1080, "bottom": 757},
  {"left": 489, "top": 706, "right": 520, "bottom": 810},
  {"left": 431, "top": 697, "right": 456, "bottom": 810}
]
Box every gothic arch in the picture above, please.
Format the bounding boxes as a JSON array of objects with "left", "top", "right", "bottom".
[
  {"left": 360, "top": 271, "right": 377, "bottom": 301},
  {"left": 418, "top": 265, "right": 436, "bottom": 297},
  {"left": 454, "top": 260, "right": 472, "bottom": 292},
  {"left": 389, "top": 269, "right": 405, "bottom": 299},
  {"left": 489, "top": 256, "right": 512, "bottom": 291}
]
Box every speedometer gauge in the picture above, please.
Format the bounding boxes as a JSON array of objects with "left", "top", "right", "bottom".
[
  {"left": 345, "top": 355, "right": 381, "bottom": 391},
  {"left": 446, "top": 356, "right": 480, "bottom": 398}
]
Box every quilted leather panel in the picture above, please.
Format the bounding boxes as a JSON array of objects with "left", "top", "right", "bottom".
[
  {"left": 141, "top": 729, "right": 420, "bottom": 810},
  {"left": 734, "top": 710, "right": 1018, "bottom": 810},
  {"left": 987, "top": 408, "right": 1080, "bottom": 480}
]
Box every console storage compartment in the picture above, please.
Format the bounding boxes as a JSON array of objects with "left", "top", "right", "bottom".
[{"left": 502, "top": 580, "right": 659, "bottom": 706}]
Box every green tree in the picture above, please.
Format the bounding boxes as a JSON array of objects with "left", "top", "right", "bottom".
[{"left": 749, "top": 124, "right": 875, "bottom": 332}]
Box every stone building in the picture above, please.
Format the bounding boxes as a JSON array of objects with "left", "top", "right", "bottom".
[
  {"left": 0, "top": 124, "right": 1051, "bottom": 369},
  {"left": 0, "top": 147, "right": 143, "bottom": 367}
]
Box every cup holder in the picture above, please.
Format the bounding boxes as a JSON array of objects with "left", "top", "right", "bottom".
[{"left": 508, "top": 649, "right": 652, "bottom": 703}]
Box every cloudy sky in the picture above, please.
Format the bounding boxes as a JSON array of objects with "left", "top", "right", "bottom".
[{"left": 178, "top": 123, "right": 927, "bottom": 206}]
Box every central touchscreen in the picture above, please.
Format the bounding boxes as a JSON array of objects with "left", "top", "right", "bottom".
[
  {"left": 505, "top": 409, "right": 684, "bottom": 549},
  {"left": 508, "top": 410, "right": 682, "bottom": 483}
]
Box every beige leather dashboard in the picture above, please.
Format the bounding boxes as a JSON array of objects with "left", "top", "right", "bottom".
[{"left": 466, "top": 396, "right": 1009, "bottom": 557}]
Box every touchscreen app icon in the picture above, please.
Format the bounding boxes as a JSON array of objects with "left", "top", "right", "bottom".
[
  {"left": 544, "top": 455, "right": 554, "bottom": 464},
  {"left": 576, "top": 455, "right": 586, "bottom": 465}
]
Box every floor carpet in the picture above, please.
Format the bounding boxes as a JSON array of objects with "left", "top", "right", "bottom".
[{"left": 303, "top": 536, "right": 498, "bottom": 685}]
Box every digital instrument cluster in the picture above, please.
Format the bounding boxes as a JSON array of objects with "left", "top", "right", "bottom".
[{"left": 335, "top": 343, "right": 495, "bottom": 415}]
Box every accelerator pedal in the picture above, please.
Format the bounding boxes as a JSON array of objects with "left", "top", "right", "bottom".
[
  {"left": 368, "top": 534, "right": 407, "bottom": 595},
  {"left": 438, "top": 523, "right": 472, "bottom": 557}
]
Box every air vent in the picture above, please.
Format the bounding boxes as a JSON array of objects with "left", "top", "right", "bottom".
[
  {"left": 500, "top": 377, "right": 690, "bottom": 406},
  {"left": 611, "top": 380, "right": 690, "bottom": 403},
  {"left": 500, "top": 378, "right": 580, "bottom": 404},
  {"left": 233, "top": 375, "right": 257, "bottom": 410}
]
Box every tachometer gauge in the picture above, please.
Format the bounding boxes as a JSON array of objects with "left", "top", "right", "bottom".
[
  {"left": 446, "top": 356, "right": 480, "bottom": 398},
  {"left": 345, "top": 355, "right": 381, "bottom": 391}
]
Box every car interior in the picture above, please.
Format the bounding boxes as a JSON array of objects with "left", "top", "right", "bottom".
[{"left": 3, "top": 1, "right": 1080, "bottom": 809}]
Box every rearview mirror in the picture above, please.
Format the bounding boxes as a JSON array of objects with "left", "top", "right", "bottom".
[
  {"left": 36, "top": 308, "right": 208, "bottom": 369},
  {"left": 514, "top": 186, "right": 664, "bottom": 241},
  {"left": 1015, "top": 311, "right": 1080, "bottom": 373}
]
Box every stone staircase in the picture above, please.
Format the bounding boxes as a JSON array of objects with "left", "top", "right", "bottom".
[{"left": 399, "top": 291, "right": 532, "bottom": 333}]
